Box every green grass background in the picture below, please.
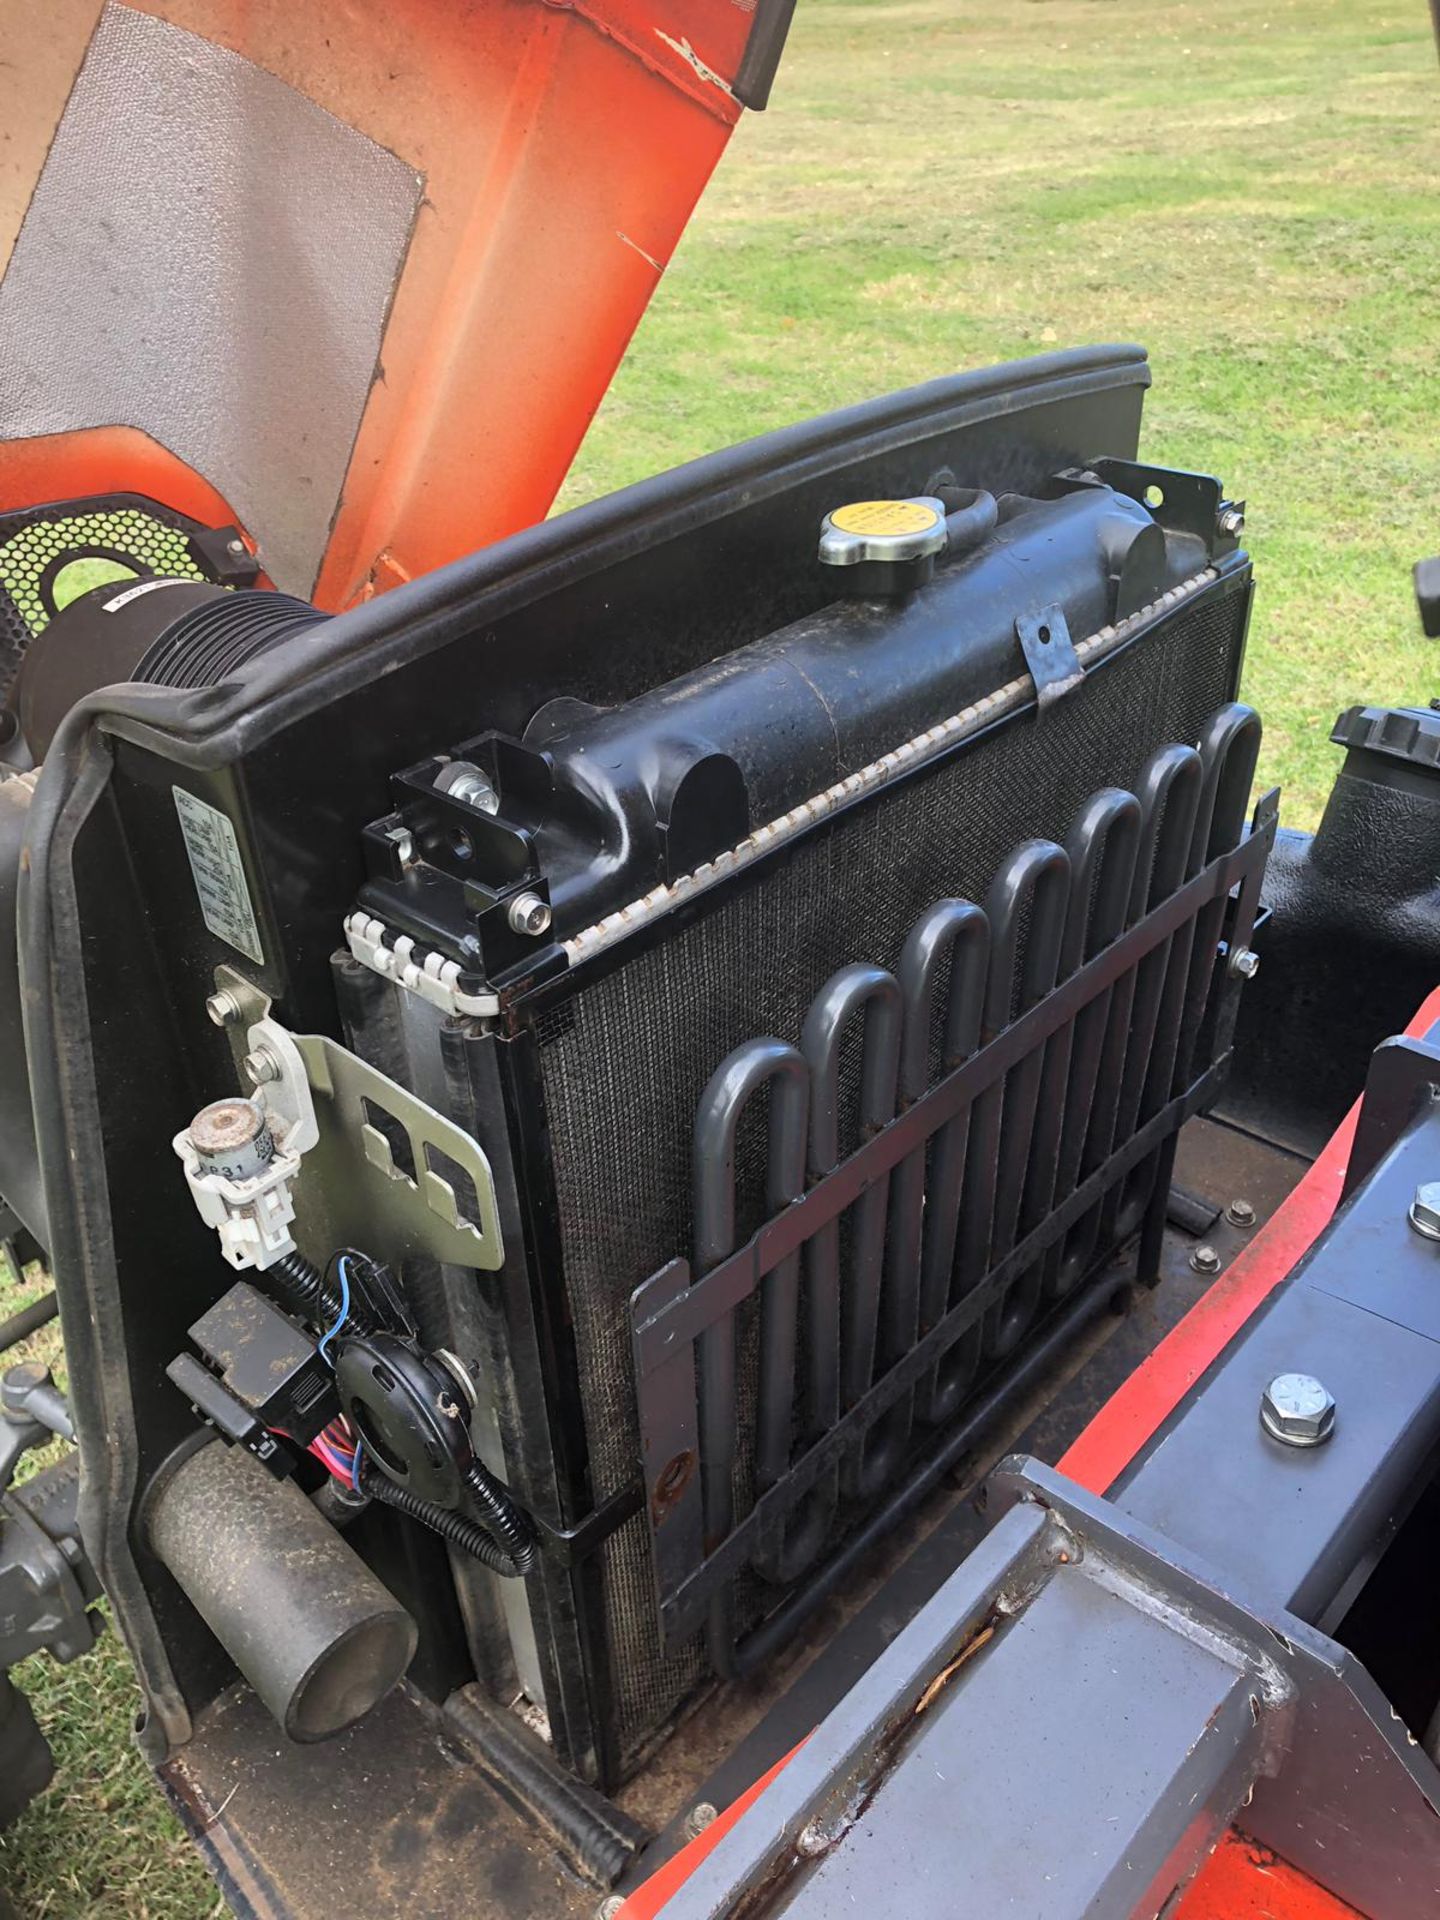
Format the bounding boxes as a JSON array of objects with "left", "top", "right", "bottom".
[{"left": 3, "top": 0, "right": 1437, "bottom": 1911}]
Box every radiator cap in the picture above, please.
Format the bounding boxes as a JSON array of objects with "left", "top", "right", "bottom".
[{"left": 818, "top": 495, "right": 948, "bottom": 597}]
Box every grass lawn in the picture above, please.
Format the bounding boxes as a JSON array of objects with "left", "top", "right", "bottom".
[{"left": 2, "top": 0, "right": 1437, "bottom": 1912}]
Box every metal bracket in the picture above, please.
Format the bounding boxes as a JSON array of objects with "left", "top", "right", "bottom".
[
  {"left": 1015, "top": 603, "right": 1083, "bottom": 708},
  {"left": 1341, "top": 1032, "right": 1440, "bottom": 1202},
  {"left": 212, "top": 967, "right": 505, "bottom": 1270}
]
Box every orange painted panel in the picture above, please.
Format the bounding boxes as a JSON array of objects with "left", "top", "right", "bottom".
[{"left": 1177, "top": 1830, "right": 1364, "bottom": 1919}]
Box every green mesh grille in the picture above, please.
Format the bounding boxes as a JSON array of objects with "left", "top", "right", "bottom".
[{"left": 0, "top": 508, "right": 207, "bottom": 637}]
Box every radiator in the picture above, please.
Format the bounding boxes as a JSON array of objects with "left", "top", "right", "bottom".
[{"left": 525, "top": 570, "right": 1263, "bottom": 1772}]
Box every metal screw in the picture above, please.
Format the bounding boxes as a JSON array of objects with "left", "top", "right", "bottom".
[
  {"left": 1409, "top": 1182, "right": 1440, "bottom": 1241},
  {"left": 507, "top": 891, "right": 552, "bottom": 937},
  {"left": 1218, "top": 507, "right": 1246, "bottom": 538},
  {"left": 683, "top": 1802, "right": 718, "bottom": 1841},
  {"left": 1227, "top": 1199, "right": 1257, "bottom": 1228},
  {"left": 1260, "top": 1373, "right": 1336, "bottom": 1449},
  {"left": 1228, "top": 947, "right": 1260, "bottom": 980},
  {"left": 242, "top": 1045, "right": 282, "bottom": 1087},
  {"left": 435, "top": 760, "right": 500, "bottom": 815},
  {"left": 227, "top": 536, "right": 248, "bottom": 558},
  {"left": 205, "top": 988, "right": 242, "bottom": 1028},
  {"left": 1190, "top": 1244, "right": 1222, "bottom": 1275}
]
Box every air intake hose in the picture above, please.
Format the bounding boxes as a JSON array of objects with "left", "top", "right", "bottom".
[{"left": 15, "top": 579, "right": 326, "bottom": 760}]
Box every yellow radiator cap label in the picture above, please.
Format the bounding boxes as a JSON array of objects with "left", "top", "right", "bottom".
[{"left": 828, "top": 499, "right": 942, "bottom": 538}]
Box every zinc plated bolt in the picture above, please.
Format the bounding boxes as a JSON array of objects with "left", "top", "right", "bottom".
[
  {"left": 1227, "top": 1199, "right": 1257, "bottom": 1228},
  {"left": 1218, "top": 507, "right": 1246, "bottom": 538},
  {"left": 435, "top": 760, "right": 500, "bottom": 815},
  {"left": 1409, "top": 1182, "right": 1440, "bottom": 1241},
  {"left": 508, "top": 891, "right": 552, "bottom": 937},
  {"left": 205, "top": 988, "right": 242, "bottom": 1028},
  {"left": 1260, "top": 1372, "right": 1336, "bottom": 1449},
  {"left": 1190, "top": 1244, "right": 1222, "bottom": 1275},
  {"left": 242, "top": 1045, "right": 282, "bottom": 1088},
  {"left": 595, "top": 1899, "right": 626, "bottom": 1920},
  {"left": 1229, "top": 947, "right": 1261, "bottom": 980},
  {"left": 683, "top": 1803, "right": 718, "bottom": 1841}
]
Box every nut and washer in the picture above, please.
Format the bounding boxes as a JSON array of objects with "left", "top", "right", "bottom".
[
  {"left": 1190, "top": 1244, "right": 1221, "bottom": 1275},
  {"left": 205, "top": 988, "right": 242, "bottom": 1029},
  {"left": 1218, "top": 507, "right": 1246, "bottom": 538},
  {"left": 1409, "top": 1182, "right": 1440, "bottom": 1241},
  {"left": 242, "top": 1045, "right": 283, "bottom": 1088},
  {"left": 1228, "top": 947, "right": 1261, "bottom": 980},
  {"left": 1260, "top": 1372, "right": 1336, "bottom": 1449},
  {"left": 435, "top": 760, "right": 500, "bottom": 815},
  {"left": 507, "top": 891, "right": 552, "bottom": 937}
]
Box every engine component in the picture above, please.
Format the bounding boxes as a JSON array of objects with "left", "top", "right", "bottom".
[
  {"left": 174, "top": 1026, "right": 317, "bottom": 1270},
  {"left": 184, "top": 1281, "right": 340, "bottom": 1448},
  {"left": 147, "top": 1439, "right": 417, "bottom": 1742}
]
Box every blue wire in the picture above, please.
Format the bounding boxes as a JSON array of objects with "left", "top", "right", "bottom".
[
  {"left": 350, "top": 1435, "right": 364, "bottom": 1493},
  {"left": 317, "top": 1255, "right": 351, "bottom": 1365}
]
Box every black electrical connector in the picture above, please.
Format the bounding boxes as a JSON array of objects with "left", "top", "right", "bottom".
[{"left": 185, "top": 1281, "right": 340, "bottom": 1445}]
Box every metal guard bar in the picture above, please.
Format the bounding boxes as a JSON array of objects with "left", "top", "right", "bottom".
[{"left": 632, "top": 786, "right": 1277, "bottom": 1650}]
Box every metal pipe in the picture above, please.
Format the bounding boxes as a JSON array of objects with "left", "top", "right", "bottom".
[
  {"left": 148, "top": 1440, "right": 417, "bottom": 1742},
  {"left": 0, "top": 1291, "right": 58, "bottom": 1358}
]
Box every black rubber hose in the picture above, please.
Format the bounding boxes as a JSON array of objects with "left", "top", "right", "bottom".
[{"left": 360, "top": 1461, "right": 535, "bottom": 1578}]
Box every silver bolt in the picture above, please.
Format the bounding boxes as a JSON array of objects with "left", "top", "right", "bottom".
[
  {"left": 683, "top": 1802, "right": 718, "bottom": 1841},
  {"left": 507, "top": 891, "right": 552, "bottom": 937},
  {"left": 1227, "top": 1199, "right": 1257, "bottom": 1229},
  {"left": 1218, "top": 507, "right": 1246, "bottom": 538},
  {"left": 1260, "top": 1372, "right": 1336, "bottom": 1449},
  {"left": 435, "top": 760, "right": 500, "bottom": 815},
  {"left": 242, "top": 1045, "right": 282, "bottom": 1088},
  {"left": 795, "top": 1820, "right": 830, "bottom": 1858},
  {"left": 205, "top": 988, "right": 242, "bottom": 1028},
  {"left": 1229, "top": 947, "right": 1260, "bottom": 980},
  {"left": 385, "top": 825, "right": 415, "bottom": 868},
  {"left": 1190, "top": 1244, "right": 1222, "bottom": 1275},
  {"left": 1410, "top": 1182, "right": 1440, "bottom": 1240},
  {"left": 594, "top": 1899, "right": 626, "bottom": 1920},
  {"left": 227, "top": 536, "right": 248, "bottom": 558}
]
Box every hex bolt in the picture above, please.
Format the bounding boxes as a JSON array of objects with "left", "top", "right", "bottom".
[
  {"left": 205, "top": 988, "right": 242, "bottom": 1029},
  {"left": 683, "top": 1802, "right": 719, "bottom": 1841},
  {"left": 435, "top": 760, "right": 500, "bottom": 815},
  {"left": 1409, "top": 1182, "right": 1440, "bottom": 1241},
  {"left": 595, "top": 1899, "right": 626, "bottom": 1920},
  {"left": 1228, "top": 947, "right": 1261, "bottom": 980},
  {"left": 1260, "top": 1372, "right": 1336, "bottom": 1449},
  {"left": 1218, "top": 507, "right": 1246, "bottom": 538},
  {"left": 227, "top": 536, "right": 248, "bottom": 558},
  {"left": 1190, "top": 1244, "right": 1222, "bottom": 1275},
  {"left": 1227, "top": 1199, "right": 1257, "bottom": 1229},
  {"left": 242, "top": 1045, "right": 283, "bottom": 1088},
  {"left": 507, "top": 891, "right": 552, "bottom": 937}
]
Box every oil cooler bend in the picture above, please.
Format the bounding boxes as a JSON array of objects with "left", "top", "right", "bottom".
[{"left": 147, "top": 1440, "right": 417, "bottom": 1742}]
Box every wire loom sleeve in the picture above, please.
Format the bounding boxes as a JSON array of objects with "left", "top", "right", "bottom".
[{"left": 361, "top": 1459, "right": 537, "bottom": 1578}]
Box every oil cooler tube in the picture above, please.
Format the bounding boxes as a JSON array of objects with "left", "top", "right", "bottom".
[{"left": 148, "top": 1440, "right": 417, "bottom": 1742}]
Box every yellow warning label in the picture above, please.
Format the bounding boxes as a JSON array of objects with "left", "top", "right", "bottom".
[{"left": 828, "top": 499, "right": 941, "bottom": 538}]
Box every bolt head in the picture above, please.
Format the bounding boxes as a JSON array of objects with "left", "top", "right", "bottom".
[
  {"left": 1229, "top": 947, "right": 1261, "bottom": 980},
  {"left": 683, "top": 1802, "right": 719, "bottom": 1841},
  {"left": 1218, "top": 507, "right": 1246, "bottom": 538},
  {"left": 507, "top": 891, "right": 552, "bottom": 937},
  {"left": 795, "top": 1820, "right": 830, "bottom": 1859},
  {"left": 1227, "top": 1199, "right": 1257, "bottom": 1228},
  {"left": 1260, "top": 1372, "right": 1336, "bottom": 1448},
  {"left": 1190, "top": 1244, "right": 1222, "bottom": 1275},
  {"left": 242, "top": 1046, "right": 281, "bottom": 1087},
  {"left": 205, "top": 988, "right": 242, "bottom": 1028},
  {"left": 1410, "top": 1182, "right": 1440, "bottom": 1240},
  {"left": 227, "top": 536, "right": 248, "bottom": 558}
]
